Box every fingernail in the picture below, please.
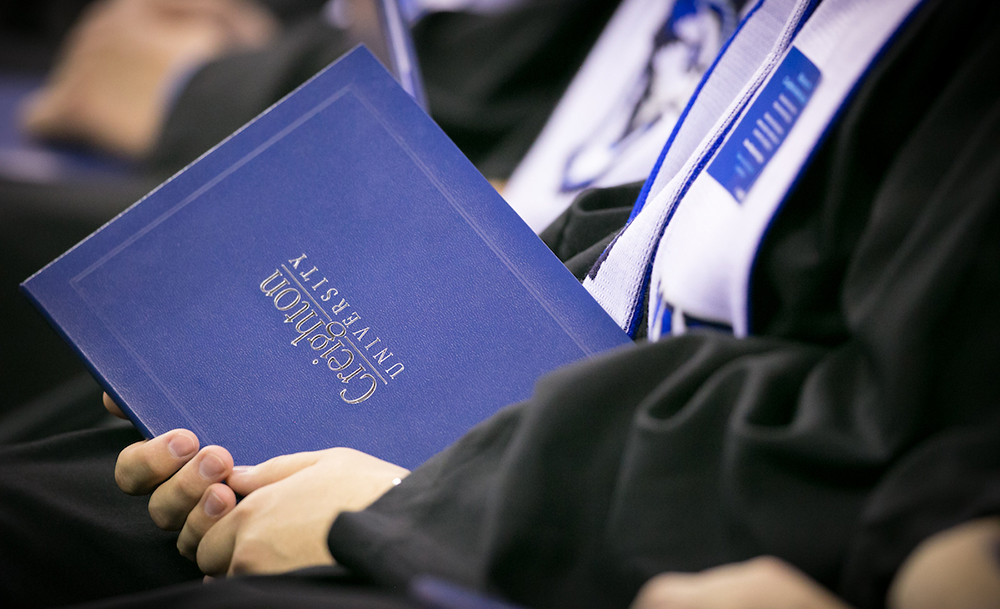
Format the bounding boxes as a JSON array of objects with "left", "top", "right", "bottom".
[
  {"left": 168, "top": 434, "right": 197, "bottom": 459},
  {"left": 199, "top": 453, "right": 227, "bottom": 479},
  {"left": 204, "top": 490, "right": 226, "bottom": 517},
  {"left": 230, "top": 466, "right": 253, "bottom": 476}
]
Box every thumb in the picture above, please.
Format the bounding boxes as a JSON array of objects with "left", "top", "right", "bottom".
[{"left": 226, "top": 450, "right": 323, "bottom": 495}]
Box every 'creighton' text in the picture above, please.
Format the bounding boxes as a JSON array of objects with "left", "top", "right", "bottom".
[{"left": 258, "top": 253, "right": 404, "bottom": 405}]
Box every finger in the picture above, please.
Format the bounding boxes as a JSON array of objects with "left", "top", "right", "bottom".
[
  {"left": 176, "top": 483, "right": 237, "bottom": 561},
  {"left": 115, "top": 429, "right": 199, "bottom": 495},
  {"left": 148, "top": 445, "right": 234, "bottom": 530},
  {"left": 630, "top": 573, "right": 695, "bottom": 609},
  {"left": 226, "top": 451, "right": 323, "bottom": 496},
  {"left": 196, "top": 500, "right": 242, "bottom": 576},
  {"left": 103, "top": 393, "right": 129, "bottom": 419}
]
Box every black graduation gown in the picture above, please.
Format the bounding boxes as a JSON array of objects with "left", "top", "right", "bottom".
[{"left": 326, "top": 0, "right": 1000, "bottom": 607}]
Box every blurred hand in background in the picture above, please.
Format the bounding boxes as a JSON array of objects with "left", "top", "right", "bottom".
[{"left": 20, "top": 0, "right": 279, "bottom": 159}]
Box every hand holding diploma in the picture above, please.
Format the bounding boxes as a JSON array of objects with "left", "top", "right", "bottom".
[{"left": 104, "top": 394, "right": 408, "bottom": 576}]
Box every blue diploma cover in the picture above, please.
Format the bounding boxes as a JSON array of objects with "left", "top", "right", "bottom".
[{"left": 21, "top": 48, "right": 629, "bottom": 468}]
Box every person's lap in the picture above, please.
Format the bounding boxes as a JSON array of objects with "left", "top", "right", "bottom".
[
  {"left": 0, "top": 424, "right": 202, "bottom": 606},
  {"left": 72, "top": 566, "right": 419, "bottom": 609},
  {"left": 0, "top": 423, "right": 430, "bottom": 608}
]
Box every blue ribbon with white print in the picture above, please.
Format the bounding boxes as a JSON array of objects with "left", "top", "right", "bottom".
[{"left": 583, "top": 0, "right": 927, "bottom": 339}]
